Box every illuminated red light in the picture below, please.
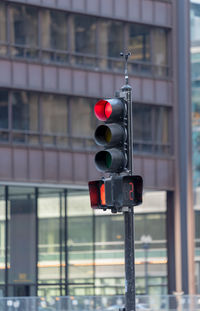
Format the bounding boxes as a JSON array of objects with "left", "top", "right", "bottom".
[
  {"left": 105, "top": 102, "right": 112, "bottom": 119},
  {"left": 94, "top": 100, "right": 112, "bottom": 121},
  {"left": 100, "top": 184, "right": 106, "bottom": 205}
]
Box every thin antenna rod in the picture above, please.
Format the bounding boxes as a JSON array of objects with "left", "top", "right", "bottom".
[{"left": 120, "top": 52, "right": 131, "bottom": 85}]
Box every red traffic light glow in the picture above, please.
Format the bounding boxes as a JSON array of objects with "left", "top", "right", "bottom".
[
  {"left": 88, "top": 180, "right": 106, "bottom": 209},
  {"left": 94, "top": 100, "right": 112, "bottom": 121}
]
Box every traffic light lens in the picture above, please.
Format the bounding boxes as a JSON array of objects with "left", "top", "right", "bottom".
[
  {"left": 94, "top": 100, "right": 112, "bottom": 121},
  {"left": 105, "top": 153, "right": 112, "bottom": 168},
  {"left": 105, "top": 128, "right": 111, "bottom": 143},
  {"left": 105, "top": 102, "right": 112, "bottom": 119},
  {"left": 95, "top": 151, "right": 112, "bottom": 171}
]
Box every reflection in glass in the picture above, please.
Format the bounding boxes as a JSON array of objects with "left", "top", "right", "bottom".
[
  {"left": 7, "top": 187, "right": 36, "bottom": 288},
  {"left": 155, "top": 107, "right": 169, "bottom": 148},
  {"left": 191, "top": 3, "right": 200, "bottom": 42},
  {"left": 70, "top": 98, "right": 95, "bottom": 138},
  {"left": 10, "top": 5, "right": 38, "bottom": 58},
  {"left": 0, "top": 188, "right": 5, "bottom": 285},
  {"left": 73, "top": 15, "right": 96, "bottom": 55},
  {"left": 67, "top": 190, "right": 94, "bottom": 295},
  {"left": 129, "top": 24, "right": 150, "bottom": 62},
  {"left": 42, "top": 95, "right": 68, "bottom": 135},
  {"left": 10, "top": 5, "right": 38, "bottom": 45},
  {"left": 0, "top": 3, "right": 6, "bottom": 42},
  {"left": 133, "top": 104, "right": 152, "bottom": 142},
  {"left": 12, "top": 92, "right": 39, "bottom": 132},
  {"left": 99, "top": 20, "right": 123, "bottom": 65},
  {"left": 38, "top": 188, "right": 65, "bottom": 291},
  {"left": 38, "top": 285, "right": 61, "bottom": 298},
  {"left": 41, "top": 10, "right": 68, "bottom": 51},
  {"left": 153, "top": 29, "right": 167, "bottom": 66},
  {"left": 0, "top": 91, "right": 8, "bottom": 129},
  {"left": 133, "top": 104, "right": 170, "bottom": 154},
  {"left": 95, "top": 214, "right": 124, "bottom": 295}
]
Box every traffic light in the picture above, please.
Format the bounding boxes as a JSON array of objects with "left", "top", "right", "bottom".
[
  {"left": 89, "top": 86, "right": 143, "bottom": 212},
  {"left": 88, "top": 175, "right": 143, "bottom": 212},
  {"left": 94, "top": 98, "right": 127, "bottom": 173}
]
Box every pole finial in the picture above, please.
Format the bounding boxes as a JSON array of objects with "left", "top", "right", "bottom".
[{"left": 120, "top": 51, "right": 131, "bottom": 85}]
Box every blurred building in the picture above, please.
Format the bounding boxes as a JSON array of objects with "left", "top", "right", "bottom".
[
  {"left": 191, "top": 0, "right": 200, "bottom": 295},
  {"left": 0, "top": 0, "right": 195, "bottom": 298}
]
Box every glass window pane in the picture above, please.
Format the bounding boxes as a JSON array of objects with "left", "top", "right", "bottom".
[
  {"left": 38, "top": 188, "right": 65, "bottom": 285},
  {"left": 99, "top": 20, "right": 124, "bottom": 58},
  {"left": 129, "top": 24, "right": 150, "bottom": 62},
  {"left": 73, "top": 15, "right": 96, "bottom": 54},
  {"left": 12, "top": 92, "right": 39, "bottom": 131},
  {"left": 133, "top": 104, "right": 152, "bottom": 142},
  {"left": 153, "top": 28, "right": 167, "bottom": 66},
  {"left": 41, "top": 10, "right": 68, "bottom": 50},
  {"left": 191, "top": 3, "right": 200, "bottom": 42},
  {"left": 67, "top": 190, "right": 94, "bottom": 288},
  {"left": 0, "top": 188, "right": 5, "bottom": 285},
  {"left": 0, "top": 91, "right": 8, "bottom": 129},
  {"left": 154, "top": 107, "right": 170, "bottom": 145},
  {"left": 70, "top": 98, "right": 95, "bottom": 137},
  {"left": 133, "top": 104, "right": 170, "bottom": 154},
  {"left": 42, "top": 95, "right": 68, "bottom": 135},
  {"left": 10, "top": 5, "right": 38, "bottom": 46},
  {"left": 0, "top": 3, "right": 6, "bottom": 42},
  {"left": 7, "top": 187, "right": 36, "bottom": 285},
  {"left": 94, "top": 212, "right": 124, "bottom": 295}
]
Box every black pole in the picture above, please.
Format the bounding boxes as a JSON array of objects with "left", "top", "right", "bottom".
[
  {"left": 121, "top": 52, "right": 135, "bottom": 311},
  {"left": 124, "top": 209, "right": 135, "bottom": 311},
  {"left": 144, "top": 245, "right": 148, "bottom": 295}
]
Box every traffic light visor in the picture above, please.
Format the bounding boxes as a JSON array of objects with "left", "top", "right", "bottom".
[
  {"left": 94, "top": 100, "right": 112, "bottom": 121},
  {"left": 88, "top": 180, "right": 107, "bottom": 209},
  {"left": 88, "top": 181, "right": 100, "bottom": 208}
]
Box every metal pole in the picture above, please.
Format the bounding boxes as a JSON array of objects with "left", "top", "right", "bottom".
[
  {"left": 144, "top": 245, "right": 148, "bottom": 295},
  {"left": 124, "top": 209, "right": 135, "bottom": 311},
  {"left": 121, "top": 52, "right": 135, "bottom": 311}
]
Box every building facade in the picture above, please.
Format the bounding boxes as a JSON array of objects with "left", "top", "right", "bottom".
[
  {"left": 0, "top": 0, "right": 195, "bottom": 298},
  {"left": 191, "top": 0, "right": 200, "bottom": 295}
]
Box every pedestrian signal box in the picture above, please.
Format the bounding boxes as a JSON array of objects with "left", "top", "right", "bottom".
[{"left": 88, "top": 175, "right": 143, "bottom": 212}]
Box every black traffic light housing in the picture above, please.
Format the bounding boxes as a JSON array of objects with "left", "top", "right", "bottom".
[
  {"left": 89, "top": 84, "right": 143, "bottom": 213},
  {"left": 88, "top": 175, "right": 143, "bottom": 213},
  {"left": 94, "top": 98, "right": 128, "bottom": 173}
]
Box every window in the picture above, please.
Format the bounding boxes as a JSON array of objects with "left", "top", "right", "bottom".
[
  {"left": 10, "top": 5, "right": 38, "bottom": 58},
  {"left": 1, "top": 4, "right": 169, "bottom": 77},
  {"left": 0, "top": 188, "right": 5, "bottom": 287},
  {"left": 191, "top": 3, "right": 200, "bottom": 43},
  {"left": 0, "top": 2, "right": 6, "bottom": 56},
  {"left": 73, "top": 15, "right": 96, "bottom": 55},
  {"left": 133, "top": 104, "right": 171, "bottom": 154},
  {"left": 12, "top": 92, "right": 39, "bottom": 143},
  {"left": 38, "top": 188, "right": 65, "bottom": 287},
  {"left": 0, "top": 91, "right": 8, "bottom": 129},
  {"left": 67, "top": 190, "right": 94, "bottom": 295},
  {"left": 12, "top": 92, "right": 38, "bottom": 131},
  {"left": 133, "top": 104, "right": 152, "bottom": 142},
  {"left": 152, "top": 28, "right": 168, "bottom": 77},
  {"left": 70, "top": 97, "right": 95, "bottom": 137},
  {"left": 42, "top": 94, "right": 68, "bottom": 135},
  {"left": 99, "top": 20, "right": 124, "bottom": 59},
  {"left": 7, "top": 187, "right": 36, "bottom": 296},
  {"left": 129, "top": 24, "right": 150, "bottom": 62},
  {"left": 41, "top": 10, "right": 68, "bottom": 51},
  {"left": 0, "top": 3, "right": 6, "bottom": 42}
]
